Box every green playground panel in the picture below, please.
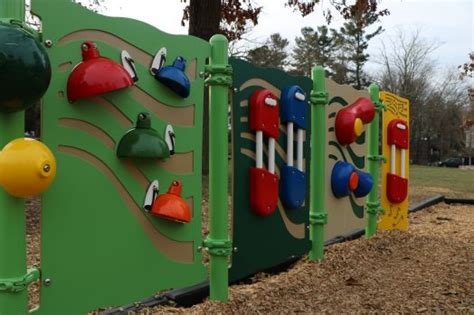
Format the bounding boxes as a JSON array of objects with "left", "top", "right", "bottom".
[
  {"left": 31, "top": 0, "right": 209, "bottom": 313},
  {"left": 229, "top": 58, "right": 312, "bottom": 282}
]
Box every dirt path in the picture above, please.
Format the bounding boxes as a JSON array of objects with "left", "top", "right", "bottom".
[{"left": 147, "top": 203, "right": 473, "bottom": 314}]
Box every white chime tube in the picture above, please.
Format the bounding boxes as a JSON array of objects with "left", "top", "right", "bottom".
[
  {"left": 287, "top": 122, "right": 294, "bottom": 167},
  {"left": 256, "top": 131, "right": 263, "bottom": 169},
  {"left": 297, "top": 128, "right": 304, "bottom": 171},
  {"left": 390, "top": 144, "right": 396, "bottom": 174},
  {"left": 401, "top": 149, "right": 406, "bottom": 178},
  {"left": 268, "top": 137, "right": 275, "bottom": 174}
]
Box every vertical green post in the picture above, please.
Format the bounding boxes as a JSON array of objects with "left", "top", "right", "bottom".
[
  {"left": 308, "top": 66, "right": 328, "bottom": 260},
  {"left": 204, "top": 34, "right": 232, "bottom": 302},
  {"left": 0, "top": 1, "right": 28, "bottom": 314},
  {"left": 365, "top": 83, "right": 383, "bottom": 238}
]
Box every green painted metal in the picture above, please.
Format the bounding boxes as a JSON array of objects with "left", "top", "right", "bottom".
[
  {"left": 205, "top": 34, "right": 232, "bottom": 302},
  {"left": 0, "top": 1, "right": 30, "bottom": 314},
  {"left": 31, "top": 0, "right": 211, "bottom": 313},
  {"left": 230, "top": 58, "right": 311, "bottom": 282},
  {"left": 116, "top": 112, "right": 169, "bottom": 159},
  {"left": 309, "top": 65, "right": 328, "bottom": 260},
  {"left": 366, "top": 83, "right": 383, "bottom": 238}
]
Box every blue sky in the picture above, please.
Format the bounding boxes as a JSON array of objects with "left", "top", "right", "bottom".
[{"left": 97, "top": 0, "right": 473, "bottom": 73}]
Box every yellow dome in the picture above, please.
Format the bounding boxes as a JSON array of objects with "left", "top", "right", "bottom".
[{"left": 0, "top": 138, "right": 56, "bottom": 198}]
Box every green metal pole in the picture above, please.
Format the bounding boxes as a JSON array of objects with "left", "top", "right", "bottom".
[
  {"left": 204, "top": 34, "right": 232, "bottom": 302},
  {"left": 309, "top": 66, "right": 328, "bottom": 260},
  {"left": 365, "top": 83, "right": 384, "bottom": 238},
  {"left": 0, "top": 1, "right": 28, "bottom": 314}
]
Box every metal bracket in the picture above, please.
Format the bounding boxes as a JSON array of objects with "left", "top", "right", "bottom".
[
  {"left": 202, "top": 64, "right": 233, "bottom": 86},
  {"left": 0, "top": 268, "right": 40, "bottom": 293},
  {"left": 368, "top": 155, "right": 387, "bottom": 163},
  {"left": 309, "top": 91, "right": 328, "bottom": 106},
  {"left": 373, "top": 100, "right": 387, "bottom": 112},
  {"left": 309, "top": 212, "right": 328, "bottom": 225},
  {"left": 366, "top": 201, "right": 384, "bottom": 215},
  {"left": 202, "top": 237, "right": 232, "bottom": 257}
]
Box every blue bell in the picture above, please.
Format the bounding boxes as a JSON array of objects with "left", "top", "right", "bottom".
[
  {"left": 331, "top": 161, "right": 359, "bottom": 198},
  {"left": 353, "top": 170, "right": 373, "bottom": 198},
  {"left": 154, "top": 56, "right": 190, "bottom": 98}
]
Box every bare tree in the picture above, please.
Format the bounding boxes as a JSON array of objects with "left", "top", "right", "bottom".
[{"left": 376, "top": 29, "right": 469, "bottom": 164}]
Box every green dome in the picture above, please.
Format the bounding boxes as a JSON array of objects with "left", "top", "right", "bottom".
[
  {"left": 116, "top": 112, "right": 170, "bottom": 159},
  {"left": 0, "top": 23, "right": 51, "bottom": 113}
]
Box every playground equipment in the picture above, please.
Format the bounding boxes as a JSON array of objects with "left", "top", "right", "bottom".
[
  {"left": 280, "top": 85, "right": 307, "bottom": 209},
  {"left": 379, "top": 91, "right": 410, "bottom": 231},
  {"left": 0, "top": 23, "right": 51, "bottom": 112},
  {"left": 248, "top": 88, "right": 280, "bottom": 216},
  {"left": 0, "top": 138, "right": 56, "bottom": 198},
  {"left": 0, "top": 1, "right": 410, "bottom": 314},
  {"left": 116, "top": 112, "right": 173, "bottom": 159},
  {"left": 67, "top": 41, "right": 135, "bottom": 102},
  {"left": 153, "top": 56, "right": 191, "bottom": 98}
]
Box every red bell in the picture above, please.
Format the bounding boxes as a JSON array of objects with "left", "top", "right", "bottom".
[
  {"left": 335, "top": 97, "right": 375, "bottom": 145},
  {"left": 150, "top": 180, "right": 191, "bottom": 223},
  {"left": 67, "top": 41, "right": 134, "bottom": 102}
]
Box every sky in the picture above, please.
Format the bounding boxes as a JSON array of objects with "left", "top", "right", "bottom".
[{"left": 94, "top": 0, "right": 473, "bottom": 74}]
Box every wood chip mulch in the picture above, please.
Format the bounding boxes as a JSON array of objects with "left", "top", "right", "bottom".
[
  {"left": 26, "top": 201, "right": 473, "bottom": 313},
  {"left": 149, "top": 203, "right": 474, "bottom": 314}
]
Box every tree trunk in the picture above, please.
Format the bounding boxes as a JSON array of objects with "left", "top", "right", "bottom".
[
  {"left": 188, "top": 0, "right": 222, "bottom": 175},
  {"left": 189, "top": 0, "right": 221, "bottom": 40}
]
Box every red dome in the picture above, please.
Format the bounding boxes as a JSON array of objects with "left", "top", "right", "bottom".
[
  {"left": 150, "top": 180, "right": 191, "bottom": 223},
  {"left": 67, "top": 41, "right": 133, "bottom": 102}
]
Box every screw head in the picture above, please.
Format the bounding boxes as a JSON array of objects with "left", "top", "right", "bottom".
[
  {"left": 44, "top": 39, "right": 53, "bottom": 48},
  {"left": 43, "top": 278, "right": 52, "bottom": 287}
]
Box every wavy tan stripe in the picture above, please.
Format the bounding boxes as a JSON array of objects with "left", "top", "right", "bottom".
[
  {"left": 277, "top": 200, "right": 305, "bottom": 239},
  {"left": 59, "top": 118, "right": 115, "bottom": 150},
  {"left": 239, "top": 79, "right": 281, "bottom": 97},
  {"left": 58, "top": 146, "right": 193, "bottom": 263},
  {"left": 123, "top": 160, "right": 149, "bottom": 189},
  {"left": 90, "top": 97, "right": 132, "bottom": 127},
  {"left": 240, "top": 100, "right": 248, "bottom": 107},
  {"left": 157, "top": 152, "right": 194, "bottom": 174},
  {"left": 187, "top": 58, "right": 197, "bottom": 81},
  {"left": 58, "top": 30, "right": 153, "bottom": 66},
  {"left": 130, "top": 86, "right": 195, "bottom": 127},
  {"left": 240, "top": 148, "right": 305, "bottom": 239},
  {"left": 58, "top": 61, "right": 73, "bottom": 72}
]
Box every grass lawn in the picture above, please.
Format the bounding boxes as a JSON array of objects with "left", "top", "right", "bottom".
[{"left": 409, "top": 165, "right": 474, "bottom": 204}]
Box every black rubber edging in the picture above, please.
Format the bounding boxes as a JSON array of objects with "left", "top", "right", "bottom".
[
  {"left": 408, "top": 194, "right": 445, "bottom": 213},
  {"left": 101, "top": 194, "right": 456, "bottom": 314},
  {"left": 444, "top": 197, "right": 474, "bottom": 205}
]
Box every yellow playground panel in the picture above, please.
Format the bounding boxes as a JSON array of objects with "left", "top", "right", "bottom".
[{"left": 379, "top": 91, "right": 410, "bottom": 231}]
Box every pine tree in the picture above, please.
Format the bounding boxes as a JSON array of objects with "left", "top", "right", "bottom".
[
  {"left": 338, "top": 12, "right": 383, "bottom": 89},
  {"left": 246, "top": 33, "right": 290, "bottom": 70},
  {"left": 291, "top": 26, "right": 337, "bottom": 77}
]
